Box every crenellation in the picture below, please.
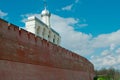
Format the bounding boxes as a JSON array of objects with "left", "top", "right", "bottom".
[
  {"left": 34, "top": 35, "right": 37, "bottom": 43},
  {"left": 18, "top": 29, "right": 22, "bottom": 36},
  {"left": 27, "top": 32, "right": 30, "bottom": 39},
  {"left": 10, "top": 25, "right": 15, "bottom": 31},
  {"left": 8, "top": 23, "right": 11, "bottom": 30},
  {"left": 13, "top": 26, "right": 17, "bottom": 31},
  {"left": 29, "top": 31, "right": 37, "bottom": 44}
]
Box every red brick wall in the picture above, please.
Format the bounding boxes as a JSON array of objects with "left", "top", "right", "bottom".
[
  {"left": 0, "top": 60, "right": 92, "bottom": 80},
  {"left": 0, "top": 19, "right": 95, "bottom": 80}
]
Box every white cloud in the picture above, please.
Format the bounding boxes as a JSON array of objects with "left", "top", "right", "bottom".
[
  {"left": 90, "top": 49, "right": 120, "bottom": 70},
  {"left": 61, "top": 0, "right": 80, "bottom": 11},
  {"left": 78, "top": 23, "right": 88, "bottom": 27},
  {"left": 101, "top": 50, "right": 109, "bottom": 56},
  {"left": 75, "top": 0, "right": 79, "bottom": 3},
  {"left": 116, "top": 48, "right": 120, "bottom": 54},
  {"left": 110, "top": 43, "right": 116, "bottom": 51},
  {"left": 90, "top": 43, "right": 120, "bottom": 70},
  {"left": 21, "top": 13, "right": 40, "bottom": 23},
  {"left": 0, "top": 10, "right": 8, "bottom": 18},
  {"left": 62, "top": 4, "right": 73, "bottom": 11},
  {"left": 91, "top": 30, "right": 120, "bottom": 48},
  {"left": 21, "top": 13, "right": 120, "bottom": 70}
]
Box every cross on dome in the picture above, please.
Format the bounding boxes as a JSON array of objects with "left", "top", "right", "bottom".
[{"left": 41, "top": 0, "right": 51, "bottom": 16}]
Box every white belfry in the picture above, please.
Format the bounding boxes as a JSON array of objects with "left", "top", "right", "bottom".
[{"left": 25, "top": 3, "right": 61, "bottom": 45}]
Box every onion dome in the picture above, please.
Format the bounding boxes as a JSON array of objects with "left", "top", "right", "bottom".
[{"left": 41, "top": 9, "right": 51, "bottom": 17}]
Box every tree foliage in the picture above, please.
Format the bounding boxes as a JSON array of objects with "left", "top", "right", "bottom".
[{"left": 95, "top": 68, "right": 120, "bottom": 80}]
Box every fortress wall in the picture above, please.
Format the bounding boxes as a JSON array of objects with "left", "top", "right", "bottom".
[
  {"left": 0, "top": 19, "right": 95, "bottom": 80},
  {"left": 0, "top": 60, "right": 91, "bottom": 80}
]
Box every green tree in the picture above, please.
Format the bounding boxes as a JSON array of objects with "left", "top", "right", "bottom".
[{"left": 95, "top": 68, "right": 120, "bottom": 80}]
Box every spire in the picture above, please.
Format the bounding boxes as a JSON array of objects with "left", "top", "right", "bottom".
[{"left": 44, "top": 0, "right": 47, "bottom": 10}]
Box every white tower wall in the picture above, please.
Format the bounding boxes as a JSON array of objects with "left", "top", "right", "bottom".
[
  {"left": 26, "top": 17, "right": 36, "bottom": 34},
  {"left": 41, "top": 15, "right": 50, "bottom": 27}
]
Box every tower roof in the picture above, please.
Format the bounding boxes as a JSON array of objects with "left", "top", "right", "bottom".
[{"left": 41, "top": 8, "right": 50, "bottom": 16}]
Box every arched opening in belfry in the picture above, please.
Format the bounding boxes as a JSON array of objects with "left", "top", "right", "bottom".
[
  {"left": 36, "top": 26, "right": 40, "bottom": 35},
  {"left": 42, "top": 28, "right": 46, "bottom": 38},
  {"left": 48, "top": 31, "right": 51, "bottom": 41},
  {"left": 53, "top": 35, "right": 56, "bottom": 43}
]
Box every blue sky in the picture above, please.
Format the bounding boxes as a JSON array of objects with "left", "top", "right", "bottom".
[
  {"left": 1, "top": 0, "right": 120, "bottom": 36},
  {"left": 0, "top": 0, "right": 120, "bottom": 70}
]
